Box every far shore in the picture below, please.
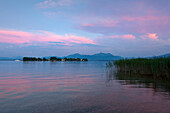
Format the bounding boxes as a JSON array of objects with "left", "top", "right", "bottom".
[{"left": 23, "top": 57, "right": 88, "bottom": 62}]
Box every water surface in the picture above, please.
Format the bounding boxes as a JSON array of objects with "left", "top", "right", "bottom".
[{"left": 0, "top": 61, "right": 170, "bottom": 113}]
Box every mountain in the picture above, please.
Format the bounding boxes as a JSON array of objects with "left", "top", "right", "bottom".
[
  {"left": 1, "top": 53, "right": 169, "bottom": 61},
  {"left": 65, "top": 53, "right": 122, "bottom": 61},
  {"left": 0, "top": 53, "right": 122, "bottom": 61},
  {"left": 155, "top": 53, "right": 170, "bottom": 58}
]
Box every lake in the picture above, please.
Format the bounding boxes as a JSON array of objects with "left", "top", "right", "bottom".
[{"left": 0, "top": 61, "right": 170, "bottom": 113}]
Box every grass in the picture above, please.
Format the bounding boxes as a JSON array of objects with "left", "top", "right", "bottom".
[{"left": 108, "top": 57, "right": 170, "bottom": 80}]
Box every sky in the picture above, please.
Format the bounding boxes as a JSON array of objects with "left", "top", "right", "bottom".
[{"left": 0, "top": 0, "right": 170, "bottom": 57}]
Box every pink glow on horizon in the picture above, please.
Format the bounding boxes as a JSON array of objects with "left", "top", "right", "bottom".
[{"left": 0, "top": 29, "right": 95, "bottom": 45}]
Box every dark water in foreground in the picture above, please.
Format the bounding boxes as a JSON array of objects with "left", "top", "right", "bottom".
[{"left": 0, "top": 61, "right": 170, "bottom": 113}]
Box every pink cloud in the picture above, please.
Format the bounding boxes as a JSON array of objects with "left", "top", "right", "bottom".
[
  {"left": 0, "top": 29, "right": 95, "bottom": 45},
  {"left": 141, "top": 33, "right": 159, "bottom": 39},
  {"left": 108, "top": 34, "right": 136, "bottom": 40},
  {"left": 0, "top": 30, "right": 33, "bottom": 37},
  {"left": 148, "top": 33, "right": 159, "bottom": 39},
  {"left": 68, "top": 35, "right": 95, "bottom": 44},
  {"left": 119, "top": 16, "right": 170, "bottom": 34},
  {"left": 79, "top": 14, "right": 170, "bottom": 35}
]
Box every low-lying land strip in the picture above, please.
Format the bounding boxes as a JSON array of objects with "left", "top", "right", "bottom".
[{"left": 23, "top": 57, "right": 88, "bottom": 61}]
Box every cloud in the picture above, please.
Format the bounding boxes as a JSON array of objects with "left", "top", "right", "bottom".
[
  {"left": 148, "top": 33, "right": 159, "bottom": 39},
  {"left": 81, "top": 20, "right": 119, "bottom": 28},
  {"left": 0, "top": 29, "right": 95, "bottom": 45},
  {"left": 37, "top": 0, "right": 56, "bottom": 8},
  {"left": 65, "top": 0, "right": 169, "bottom": 39},
  {"left": 141, "top": 33, "right": 159, "bottom": 39},
  {"left": 37, "top": 0, "right": 73, "bottom": 8},
  {"left": 79, "top": 15, "right": 170, "bottom": 36},
  {"left": 36, "top": 0, "right": 170, "bottom": 38},
  {"left": 0, "top": 30, "right": 33, "bottom": 37},
  {"left": 122, "top": 16, "right": 170, "bottom": 22},
  {"left": 95, "top": 34, "right": 170, "bottom": 57},
  {"left": 108, "top": 34, "right": 136, "bottom": 40},
  {"left": 57, "top": 0, "right": 72, "bottom": 6}
]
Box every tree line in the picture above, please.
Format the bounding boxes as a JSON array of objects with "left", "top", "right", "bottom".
[{"left": 23, "top": 57, "right": 88, "bottom": 61}]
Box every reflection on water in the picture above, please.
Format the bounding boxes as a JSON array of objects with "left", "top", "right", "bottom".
[
  {"left": 0, "top": 61, "right": 103, "bottom": 99},
  {"left": 0, "top": 61, "right": 170, "bottom": 113},
  {"left": 0, "top": 75, "right": 95, "bottom": 99},
  {"left": 106, "top": 66, "right": 170, "bottom": 95}
]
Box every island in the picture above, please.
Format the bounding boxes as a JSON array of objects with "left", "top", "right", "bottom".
[{"left": 23, "top": 57, "right": 88, "bottom": 62}]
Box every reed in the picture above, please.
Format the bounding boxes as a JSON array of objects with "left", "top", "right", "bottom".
[{"left": 113, "top": 57, "right": 170, "bottom": 79}]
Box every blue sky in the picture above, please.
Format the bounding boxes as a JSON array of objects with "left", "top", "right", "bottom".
[{"left": 0, "top": 0, "right": 170, "bottom": 57}]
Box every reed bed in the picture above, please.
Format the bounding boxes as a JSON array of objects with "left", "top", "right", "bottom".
[{"left": 113, "top": 57, "right": 170, "bottom": 79}]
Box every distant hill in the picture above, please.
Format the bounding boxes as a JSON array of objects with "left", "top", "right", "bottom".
[
  {"left": 154, "top": 53, "right": 170, "bottom": 58},
  {"left": 0, "top": 53, "right": 122, "bottom": 61},
  {"left": 1, "top": 53, "right": 169, "bottom": 61},
  {"left": 65, "top": 53, "right": 122, "bottom": 61}
]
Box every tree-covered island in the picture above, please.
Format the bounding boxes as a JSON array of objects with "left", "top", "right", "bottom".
[{"left": 23, "top": 57, "right": 88, "bottom": 61}]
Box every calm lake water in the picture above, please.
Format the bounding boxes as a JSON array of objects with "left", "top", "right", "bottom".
[{"left": 0, "top": 61, "right": 170, "bottom": 113}]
